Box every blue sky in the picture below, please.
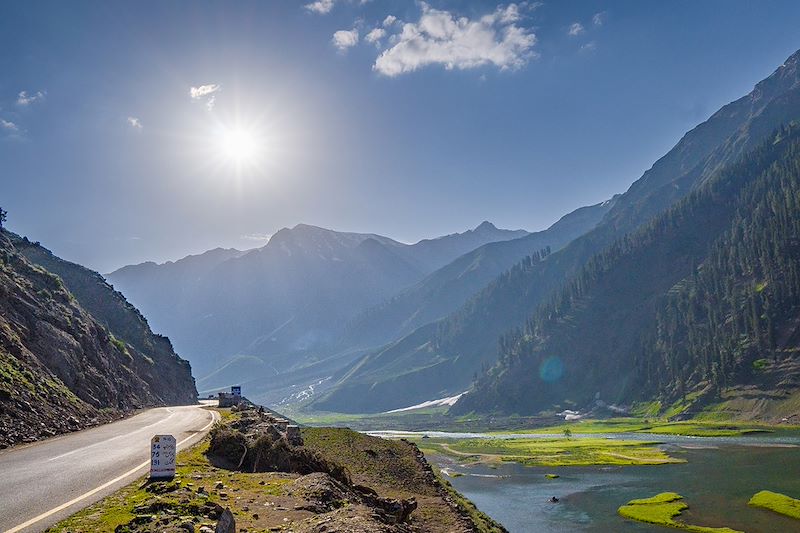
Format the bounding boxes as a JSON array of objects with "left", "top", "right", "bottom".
[{"left": 2, "top": 0, "right": 800, "bottom": 272}]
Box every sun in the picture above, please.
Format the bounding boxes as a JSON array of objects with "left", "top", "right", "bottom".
[{"left": 218, "top": 126, "right": 259, "bottom": 163}]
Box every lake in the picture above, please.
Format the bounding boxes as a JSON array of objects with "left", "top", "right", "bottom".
[{"left": 372, "top": 431, "right": 800, "bottom": 532}]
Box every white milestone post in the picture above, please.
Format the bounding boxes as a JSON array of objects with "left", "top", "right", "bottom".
[{"left": 150, "top": 434, "right": 177, "bottom": 479}]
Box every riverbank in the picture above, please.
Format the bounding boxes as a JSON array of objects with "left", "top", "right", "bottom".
[{"left": 49, "top": 406, "right": 504, "bottom": 533}]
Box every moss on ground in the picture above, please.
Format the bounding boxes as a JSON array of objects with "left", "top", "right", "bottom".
[
  {"left": 49, "top": 435, "right": 294, "bottom": 533},
  {"left": 748, "top": 490, "right": 800, "bottom": 520},
  {"left": 618, "top": 492, "right": 743, "bottom": 532},
  {"left": 51, "top": 409, "right": 503, "bottom": 533}
]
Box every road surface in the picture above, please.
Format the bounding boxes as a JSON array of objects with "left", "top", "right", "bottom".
[{"left": 0, "top": 403, "right": 218, "bottom": 533}]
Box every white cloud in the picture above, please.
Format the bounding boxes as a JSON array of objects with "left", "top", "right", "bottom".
[
  {"left": 127, "top": 116, "right": 143, "bottom": 129},
  {"left": 189, "top": 84, "right": 220, "bottom": 110},
  {"left": 382, "top": 15, "right": 397, "bottom": 27},
  {"left": 581, "top": 41, "right": 597, "bottom": 52},
  {"left": 365, "top": 27, "right": 386, "bottom": 45},
  {"left": 189, "top": 84, "right": 220, "bottom": 99},
  {"left": 305, "top": 0, "right": 335, "bottom": 14},
  {"left": 1, "top": 118, "right": 18, "bottom": 131},
  {"left": 16, "top": 90, "right": 45, "bottom": 106},
  {"left": 592, "top": 12, "right": 606, "bottom": 26},
  {"left": 373, "top": 3, "right": 537, "bottom": 77},
  {"left": 568, "top": 22, "right": 584, "bottom": 36},
  {"left": 332, "top": 28, "right": 359, "bottom": 51}
]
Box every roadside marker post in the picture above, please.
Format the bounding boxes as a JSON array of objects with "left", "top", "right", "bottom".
[{"left": 150, "top": 434, "right": 177, "bottom": 479}]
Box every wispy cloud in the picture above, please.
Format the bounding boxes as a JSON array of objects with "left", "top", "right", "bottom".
[
  {"left": 332, "top": 28, "right": 359, "bottom": 51},
  {"left": 373, "top": 3, "right": 537, "bottom": 77},
  {"left": 581, "top": 41, "right": 597, "bottom": 52},
  {"left": 382, "top": 15, "right": 397, "bottom": 27},
  {"left": 16, "top": 90, "right": 45, "bottom": 106},
  {"left": 127, "top": 116, "right": 143, "bottom": 130},
  {"left": 568, "top": 22, "right": 584, "bottom": 36},
  {"left": 365, "top": 27, "right": 386, "bottom": 46},
  {"left": 189, "top": 84, "right": 220, "bottom": 110},
  {"left": 592, "top": 12, "right": 606, "bottom": 26},
  {"left": 189, "top": 84, "right": 220, "bottom": 99},
  {"left": 305, "top": 0, "right": 335, "bottom": 14},
  {"left": 1, "top": 118, "right": 19, "bottom": 131}
]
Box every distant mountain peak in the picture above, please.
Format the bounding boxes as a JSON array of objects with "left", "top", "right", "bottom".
[{"left": 474, "top": 221, "right": 498, "bottom": 232}]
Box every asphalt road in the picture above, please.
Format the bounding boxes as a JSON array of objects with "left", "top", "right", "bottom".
[{"left": 0, "top": 403, "right": 218, "bottom": 533}]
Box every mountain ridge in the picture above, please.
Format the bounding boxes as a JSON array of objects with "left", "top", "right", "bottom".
[
  {"left": 311, "top": 48, "right": 800, "bottom": 414},
  {"left": 106, "top": 221, "right": 531, "bottom": 382},
  {"left": 0, "top": 230, "right": 197, "bottom": 447},
  {"left": 454, "top": 123, "right": 800, "bottom": 418}
]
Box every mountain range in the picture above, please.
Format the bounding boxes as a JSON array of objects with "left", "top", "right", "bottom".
[
  {"left": 106, "top": 221, "right": 531, "bottom": 387},
  {"left": 104, "top": 49, "right": 800, "bottom": 421},
  {"left": 312, "top": 47, "right": 800, "bottom": 414}
]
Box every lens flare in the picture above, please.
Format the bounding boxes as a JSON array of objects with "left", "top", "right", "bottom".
[{"left": 539, "top": 356, "right": 564, "bottom": 383}]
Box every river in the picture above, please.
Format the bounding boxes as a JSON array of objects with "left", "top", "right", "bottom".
[{"left": 368, "top": 430, "right": 800, "bottom": 532}]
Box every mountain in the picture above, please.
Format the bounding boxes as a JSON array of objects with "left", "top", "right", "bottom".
[
  {"left": 454, "top": 123, "right": 800, "bottom": 419},
  {"left": 106, "top": 222, "right": 529, "bottom": 383},
  {"left": 0, "top": 230, "right": 197, "bottom": 448},
  {"left": 338, "top": 199, "right": 617, "bottom": 351},
  {"left": 311, "top": 48, "right": 800, "bottom": 414}
]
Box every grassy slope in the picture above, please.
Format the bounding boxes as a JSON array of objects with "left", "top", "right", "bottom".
[
  {"left": 301, "top": 427, "right": 505, "bottom": 532},
  {"left": 50, "top": 408, "right": 504, "bottom": 533}
]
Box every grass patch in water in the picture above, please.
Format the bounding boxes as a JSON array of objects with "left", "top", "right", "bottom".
[
  {"left": 618, "top": 492, "right": 743, "bottom": 532},
  {"left": 748, "top": 490, "right": 800, "bottom": 519},
  {"left": 419, "top": 437, "right": 683, "bottom": 466},
  {"left": 628, "top": 492, "right": 683, "bottom": 504},
  {"left": 492, "top": 418, "right": 771, "bottom": 437}
]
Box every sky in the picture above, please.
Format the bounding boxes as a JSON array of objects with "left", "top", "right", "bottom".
[{"left": 2, "top": 1, "right": 800, "bottom": 273}]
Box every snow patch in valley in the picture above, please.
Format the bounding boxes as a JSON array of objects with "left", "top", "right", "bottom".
[{"left": 384, "top": 392, "right": 466, "bottom": 413}]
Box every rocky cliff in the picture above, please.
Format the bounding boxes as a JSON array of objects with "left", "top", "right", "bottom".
[{"left": 0, "top": 230, "right": 196, "bottom": 447}]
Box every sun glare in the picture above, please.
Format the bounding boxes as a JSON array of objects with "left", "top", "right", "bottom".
[{"left": 218, "top": 127, "right": 259, "bottom": 164}]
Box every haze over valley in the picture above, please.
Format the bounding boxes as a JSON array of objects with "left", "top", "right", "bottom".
[{"left": 4, "top": 2, "right": 800, "bottom": 532}]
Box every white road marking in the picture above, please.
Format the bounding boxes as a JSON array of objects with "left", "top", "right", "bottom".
[
  {"left": 47, "top": 409, "right": 180, "bottom": 462},
  {"left": 5, "top": 408, "right": 218, "bottom": 533}
]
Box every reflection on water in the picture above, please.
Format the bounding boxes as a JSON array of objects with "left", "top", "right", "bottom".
[{"left": 410, "top": 433, "right": 800, "bottom": 532}]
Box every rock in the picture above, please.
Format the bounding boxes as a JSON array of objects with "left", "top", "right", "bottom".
[
  {"left": 178, "top": 522, "right": 195, "bottom": 532},
  {"left": 215, "top": 508, "right": 236, "bottom": 533},
  {"left": 215, "top": 481, "right": 224, "bottom": 489},
  {"left": 199, "top": 527, "right": 214, "bottom": 533},
  {"left": 202, "top": 501, "right": 224, "bottom": 519}
]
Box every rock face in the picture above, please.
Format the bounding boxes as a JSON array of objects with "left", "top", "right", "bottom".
[{"left": 0, "top": 231, "right": 197, "bottom": 448}]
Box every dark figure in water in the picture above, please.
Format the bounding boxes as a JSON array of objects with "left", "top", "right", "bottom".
[{"left": 549, "top": 496, "right": 559, "bottom": 503}]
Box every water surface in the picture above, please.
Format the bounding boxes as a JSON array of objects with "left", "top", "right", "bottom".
[{"left": 373, "top": 431, "right": 800, "bottom": 532}]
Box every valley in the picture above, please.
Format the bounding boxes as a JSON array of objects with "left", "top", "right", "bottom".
[{"left": 4, "top": 3, "right": 800, "bottom": 532}]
